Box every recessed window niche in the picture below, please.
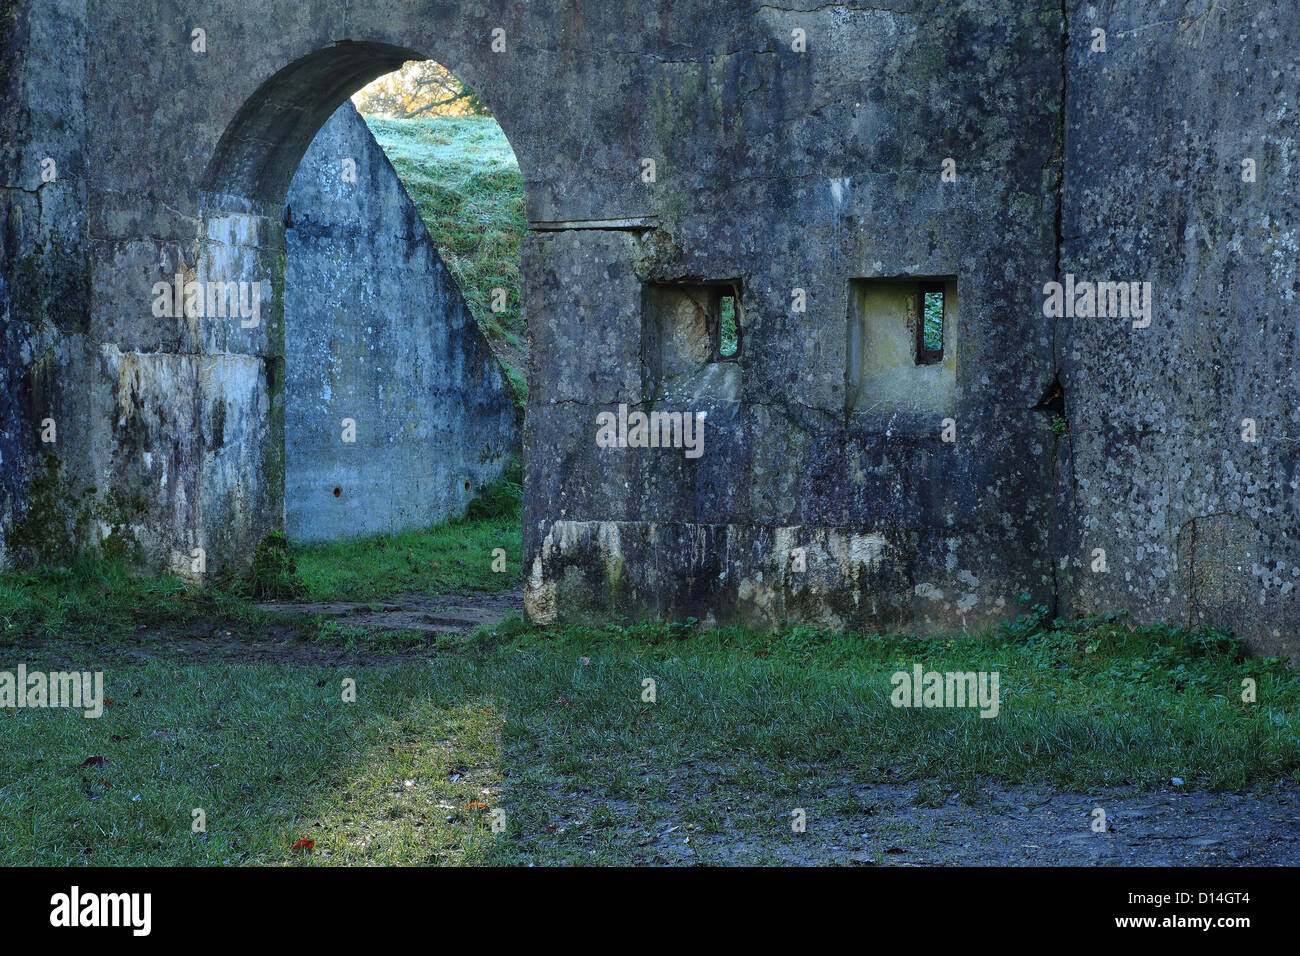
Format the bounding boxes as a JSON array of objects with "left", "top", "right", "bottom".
[
  {"left": 846, "top": 276, "right": 957, "bottom": 415},
  {"left": 642, "top": 280, "right": 743, "bottom": 402}
]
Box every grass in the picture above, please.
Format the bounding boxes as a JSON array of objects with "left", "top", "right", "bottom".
[
  {"left": 291, "top": 508, "right": 519, "bottom": 603},
  {"left": 364, "top": 115, "right": 527, "bottom": 405},
  {"left": 0, "top": 661, "right": 506, "bottom": 865},
  {"left": 1, "top": 461, "right": 1296, "bottom": 864},
  {"left": 0, "top": 464, "right": 524, "bottom": 642},
  {"left": 292, "top": 459, "right": 522, "bottom": 602},
  {"left": 0, "top": 584, "right": 1297, "bottom": 864},
  {"left": 0, "top": 559, "right": 235, "bottom": 643},
  {"left": 487, "top": 610, "right": 1300, "bottom": 796},
  {"left": 0, "top": 549, "right": 496, "bottom": 657}
]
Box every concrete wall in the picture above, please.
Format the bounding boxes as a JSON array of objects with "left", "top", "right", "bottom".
[
  {"left": 519, "top": 2, "right": 1063, "bottom": 638},
  {"left": 282, "top": 103, "right": 517, "bottom": 542},
  {"left": 1, "top": 1, "right": 1297, "bottom": 659},
  {"left": 1, "top": 0, "right": 92, "bottom": 566},
  {"left": 1058, "top": 0, "right": 1300, "bottom": 660}
]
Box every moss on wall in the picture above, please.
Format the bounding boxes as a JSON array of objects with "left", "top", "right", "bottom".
[{"left": 7, "top": 453, "right": 146, "bottom": 567}]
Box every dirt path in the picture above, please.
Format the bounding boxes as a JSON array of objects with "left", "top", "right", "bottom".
[
  {"left": 257, "top": 589, "right": 521, "bottom": 637},
  {"left": 606, "top": 771, "right": 1300, "bottom": 865},
  {"left": 24, "top": 590, "right": 522, "bottom": 668}
]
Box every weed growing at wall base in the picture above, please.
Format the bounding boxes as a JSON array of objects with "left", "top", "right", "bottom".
[{"left": 290, "top": 462, "right": 523, "bottom": 601}]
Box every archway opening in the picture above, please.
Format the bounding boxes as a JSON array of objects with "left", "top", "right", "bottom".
[
  {"left": 351, "top": 59, "right": 528, "bottom": 402},
  {"left": 201, "top": 44, "right": 527, "bottom": 607}
]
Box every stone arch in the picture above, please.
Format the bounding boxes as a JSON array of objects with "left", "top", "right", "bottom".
[
  {"left": 193, "top": 40, "right": 531, "bottom": 561},
  {"left": 200, "top": 39, "right": 536, "bottom": 216},
  {"left": 202, "top": 41, "right": 420, "bottom": 215}
]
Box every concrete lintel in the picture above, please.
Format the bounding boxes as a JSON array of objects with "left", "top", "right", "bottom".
[{"left": 528, "top": 216, "right": 660, "bottom": 232}]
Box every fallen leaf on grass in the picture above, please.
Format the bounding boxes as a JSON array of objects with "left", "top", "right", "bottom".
[{"left": 292, "top": 839, "right": 315, "bottom": 853}]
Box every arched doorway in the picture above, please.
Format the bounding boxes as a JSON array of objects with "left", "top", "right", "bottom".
[
  {"left": 197, "top": 42, "right": 530, "bottom": 561},
  {"left": 280, "top": 64, "right": 519, "bottom": 543}
]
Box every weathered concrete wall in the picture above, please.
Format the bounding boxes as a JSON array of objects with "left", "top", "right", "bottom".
[
  {"left": 520, "top": 2, "right": 1063, "bottom": 636},
  {"left": 282, "top": 103, "right": 517, "bottom": 542},
  {"left": 0, "top": 1, "right": 1297, "bottom": 658},
  {"left": 1059, "top": 1, "right": 1300, "bottom": 660},
  {"left": 1, "top": 0, "right": 92, "bottom": 566}
]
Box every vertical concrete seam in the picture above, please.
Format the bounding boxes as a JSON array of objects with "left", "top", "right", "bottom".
[{"left": 1047, "top": 0, "right": 1070, "bottom": 619}]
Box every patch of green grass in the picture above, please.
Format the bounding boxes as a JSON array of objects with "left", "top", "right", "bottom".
[
  {"left": 470, "top": 611, "right": 1299, "bottom": 863},
  {"left": 364, "top": 115, "right": 526, "bottom": 406},
  {"left": 0, "top": 557, "right": 244, "bottom": 643},
  {"left": 297, "top": 696, "right": 505, "bottom": 865},
  {"left": 480, "top": 613, "right": 1295, "bottom": 806},
  {"left": 0, "top": 465, "right": 523, "bottom": 641},
  {"left": 2, "top": 557, "right": 1297, "bottom": 865},
  {"left": 291, "top": 462, "right": 522, "bottom": 602},
  {"left": 0, "top": 660, "right": 504, "bottom": 865},
  {"left": 289, "top": 514, "right": 519, "bottom": 603}
]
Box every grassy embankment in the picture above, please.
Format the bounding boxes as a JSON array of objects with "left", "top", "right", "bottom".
[{"left": 364, "top": 115, "right": 528, "bottom": 407}]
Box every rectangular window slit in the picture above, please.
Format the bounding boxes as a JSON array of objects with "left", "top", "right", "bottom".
[
  {"left": 917, "top": 283, "right": 945, "bottom": 365},
  {"left": 719, "top": 295, "right": 739, "bottom": 358}
]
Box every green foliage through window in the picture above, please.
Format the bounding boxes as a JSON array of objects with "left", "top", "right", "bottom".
[
  {"left": 719, "top": 296, "right": 739, "bottom": 357},
  {"left": 923, "top": 291, "right": 944, "bottom": 351}
]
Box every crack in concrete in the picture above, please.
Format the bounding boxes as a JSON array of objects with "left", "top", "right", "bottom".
[
  {"left": 1047, "top": 0, "right": 1080, "bottom": 621},
  {"left": 0, "top": 181, "right": 56, "bottom": 196}
]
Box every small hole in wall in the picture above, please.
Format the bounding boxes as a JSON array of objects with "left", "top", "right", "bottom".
[
  {"left": 1033, "top": 374, "right": 1065, "bottom": 413},
  {"left": 333, "top": 487, "right": 342, "bottom": 498},
  {"left": 464, "top": 480, "right": 471, "bottom": 491}
]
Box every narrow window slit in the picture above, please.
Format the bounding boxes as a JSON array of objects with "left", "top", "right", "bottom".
[
  {"left": 718, "top": 294, "right": 739, "bottom": 358},
  {"left": 917, "top": 283, "right": 945, "bottom": 365}
]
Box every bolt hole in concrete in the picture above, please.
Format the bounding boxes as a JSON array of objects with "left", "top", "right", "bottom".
[{"left": 333, "top": 487, "right": 342, "bottom": 498}]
